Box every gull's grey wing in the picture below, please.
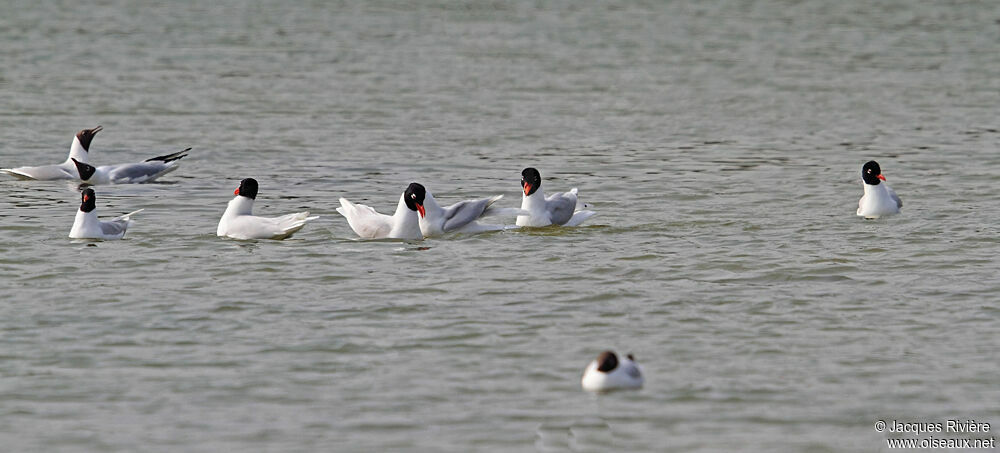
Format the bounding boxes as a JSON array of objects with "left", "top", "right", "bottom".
[
  {"left": 544, "top": 191, "right": 578, "bottom": 225},
  {"left": 440, "top": 198, "right": 495, "bottom": 232},
  {"left": 106, "top": 162, "right": 172, "bottom": 183},
  {"left": 99, "top": 219, "right": 128, "bottom": 237},
  {"left": 888, "top": 187, "right": 902, "bottom": 208},
  {"left": 2, "top": 164, "right": 75, "bottom": 180}
]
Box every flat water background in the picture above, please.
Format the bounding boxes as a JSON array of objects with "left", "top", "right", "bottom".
[{"left": 1, "top": 1, "right": 999, "bottom": 451}]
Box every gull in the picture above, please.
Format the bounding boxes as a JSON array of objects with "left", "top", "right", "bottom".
[
  {"left": 72, "top": 148, "right": 190, "bottom": 184},
  {"left": 337, "top": 183, "right": 425, "bottom": 240},
  {"left": 217, "top": 178, "right": 318, "bottom": 240},
  {"left": 857, "top": 160, "right": 902, "bottom": 218},
  {"left": 69, "top": 187, "right": 143, "bottom": 240},
  {"left": 2, "top": 126, "right": 102, "bottom": 180},
  {"left": 516, "top": 167, "right": 596, "bottom": 227},
  {"left": 581, "top": 351, "right": 644, "bottom": 392}
]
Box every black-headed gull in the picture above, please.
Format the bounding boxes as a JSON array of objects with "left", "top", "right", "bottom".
[
  {"left": 69, "top": 187, "right": 143, "bottom": 240},
  {"left": 2, "top": 126, "right": 102, "bottom": 180},
  {"left": 516, "top": 167, "right": 596, "bottom": 227},
  {"left": 857, "top": 160, "right": 902, "bottom": 218},
  {"left": 217, "top": 178, "right": 318, "bottom": 240},
  {"left": 72, "top": 148, "right": 190, "bottom": 184},
  {"left": 581, "top": 350, "right": 644, "bottom": 392},
  {"left": 418, "top": 189, "right": 525, "bottom": 237},
  {"left": 337, "top": 183, "right": 425, "bottom": 240}
]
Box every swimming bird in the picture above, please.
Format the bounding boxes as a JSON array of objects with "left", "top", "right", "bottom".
[
  {"left": 418, "top": 189, "right": 525, "bottom": 237},
  {"left": 217, "top": 178, "right": 318, "bottom": 240},
  {"left": 516, "top": 167, "right": 596, "bottom": 227},
  {"left": 2, "top": 126, "right": 102, "bottom": 180},
  {"left": 581, "top": 350, "right": 644, "bottom": 392},
  {"left": 72, "top": 148, "right": 190, "bottom": 184},
  {"left": 69, "top": 187, "right": 143, "bottom": 240},
  {"left": 857, "top": 160, "right": 902, "bottom": 218},
  {"left": 337, "top": 183, "right": 425, "bottom": 240}
]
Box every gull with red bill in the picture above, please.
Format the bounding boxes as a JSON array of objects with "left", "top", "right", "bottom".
[
  {"left": 337, "top": 182, "right": 425, "bottom": 240},
  {"left": 217, "top": 178, "right": 317, "bottom": 240},
  {"left": 69, "top": 187, "right": 143, "bottom": 240},
  {"left": 516, "top": 167, "right": 596, "bottom": 227},
  {"left": 857, "top": 160, "right": 902, "bottom": 218}
]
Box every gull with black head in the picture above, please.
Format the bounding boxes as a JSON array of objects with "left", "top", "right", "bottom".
[
  {"left": 516, "top": 167, "right": 596, "bottom": 227},
  {"left": 337, "top": 183, "right": 426, "bottom": 240},
  {"left": 2, "top": 126, "right": 102, "bottom": 180},
  {"left": 217, "top": 178, "right": 318, "bottom": 240},
  {"left": 857, "top": 160, "right": 902, "bottom": 218},
  {"left": 73, "top": 147, "right": 190, "bottom": 184},
  {"left": 69, "top": 187, "right": 143, "bottom": 240},
  {"left": 581, "top": 350, "right": 644, "bottom": 392}
]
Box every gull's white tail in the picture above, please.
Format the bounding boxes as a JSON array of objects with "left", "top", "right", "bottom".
[
  {"left": 273, "top": 212, "right": 318, "bottom": 239},
  {"left": 565, "top": 210, "right": 596, "bottom": 227},
  {"left": 113, "top": 209, "right": 145, "bottom": 222}
]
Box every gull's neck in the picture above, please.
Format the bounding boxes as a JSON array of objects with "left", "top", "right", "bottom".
[
  {"left": 67, "top": 137, "right": 88, "bottom": 163},
  {"left": 521, "top": 189, "right": 546, "bottom": 212},
  {"left": 391, "top": 193, "right": 422, "bottom": 239},
  {"left": 225, "top": 196, "right": 255, "bottom": 217}
]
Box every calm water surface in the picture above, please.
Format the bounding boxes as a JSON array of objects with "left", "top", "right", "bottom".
[{"left": 1, "top": 1, "right": 999, "bottom": 451}]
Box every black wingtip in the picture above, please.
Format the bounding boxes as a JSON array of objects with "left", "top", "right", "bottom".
[{"left": 145, "top": 147, "right": 192, "bottom": 163}]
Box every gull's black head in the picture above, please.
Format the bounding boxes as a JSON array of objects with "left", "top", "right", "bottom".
[
  {"left": 596, "top": 350, "right": 619, "bottom": 373},
  {"left": 71, "top": 158, "right": 96, "bottom": 181},
  {"left": 75, "top": 125, "right": 102, "bottom": 152},
  {"left": 862, "top": 160, "right": 885, "bottom": 185},
  {"left": 80, "top": 188, "right": 96, "bottom": 213},
  {"left": 235, "top": 178, "right": 258, "bottom": 199},
  {"left": 404, "top": 182, "right": 426, "bottom": 217},
  {"left": 521, "top": 167, "right": 541, "bottom": 196}
]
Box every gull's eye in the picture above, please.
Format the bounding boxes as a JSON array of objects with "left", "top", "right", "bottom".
[{"left": 410, "top": 194, "right": 416, "bottom": 199}]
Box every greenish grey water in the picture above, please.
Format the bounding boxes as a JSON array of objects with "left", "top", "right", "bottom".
[{"left": 2, "top": 1, "right": 999, "bottom": 451}]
